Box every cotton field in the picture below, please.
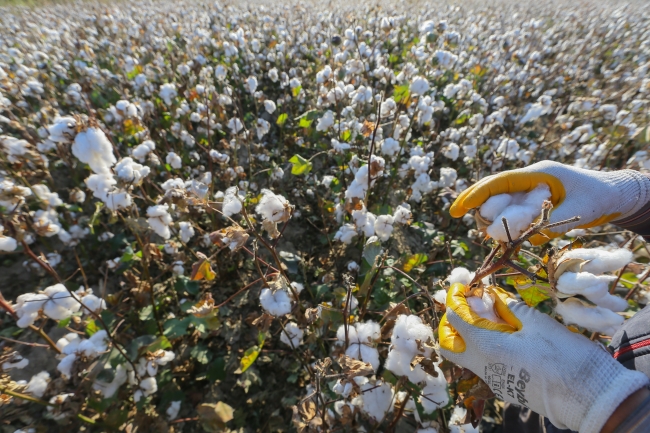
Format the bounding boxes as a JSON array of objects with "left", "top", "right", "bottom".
[{"left": 0, "top": 0, "right": 649, "bottom": 431}]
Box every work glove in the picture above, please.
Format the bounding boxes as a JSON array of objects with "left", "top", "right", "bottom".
[
  {"left": 449, "top": 161, "right": 650, "bottom": 244},
  {"left": 439, "top": 283, "right": 649, "bottom": 433}
]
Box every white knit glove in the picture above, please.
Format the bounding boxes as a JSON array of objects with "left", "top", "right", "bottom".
[
  {"left": 450, "top": 160, "right": 650, "bottom": 244},
  {"left": 439, "top": 284, "right": 650, "bottom": 433}
]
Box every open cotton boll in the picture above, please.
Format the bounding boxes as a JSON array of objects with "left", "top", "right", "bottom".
[
  {"left": 57, "top": 353, "right": 77, "bottom": 378},
  {"left": 256, "top": 189, "right": 292, "bottom": 223},
  {"left": 43, "top": 284, "right": 81, "bottom": 320},
  {"left": 114, "top": 157, "right": 150, "bottom": 185},
  {"left": 391, "top": 315, "right": 434, "bottom": 357},
  {"left": 360, "top": 381, "right": 394, "bottom": 421},
  {"left": 374, "top": 215, "right": 394, "bottom": 242},
  {"left": 447, "top": 267, "right": 475, "bottom": 286},
  {"left": 93, "top": 364, "right": 127, "bottom": 398},
  {"left": 337, "top": 321, "right": 381, "bottom": 370},
  {"left": 483, "top": 185, "right": 551, "bottom": 242},
  {"left": 0, "top": 235, "right": 17, "bottom": 251},
  {"left": 557, "top": 272, "right": 627, "bottom": 304},
  {"left": 334, "top": 224, "right": 358, "bottom": 244},
  {"left": 2, "top": 356, "right": 29, "bottom": 370},
  {"left": 134, "top": 377, "right": 158, "bottom": 402},
  {"left": 72, "top": 127, "right": 116, "bottom": 174},
  {"left": 259, "top": 288, "right": 292, "bottom": 316},
  {"left": 449, "top": 406, "right": 479, "bottom": 433},
  {"left": 420, "top": 373, "right": 449, "bottom": 413},
  {"left": 479, "top": 194, "right": 512, "bottom": 222},
  {"left": 178, "top": 222, "right": 195, "bottom": 243},
  {"left": 555, "top": 298, "right": 624, "bottom": 335},
  {"left": 466, "top": 292, "right": 505, "bottom": 323},
  {"left": 280, "top": 322, "right": 303, "bottom": 347},
  {"left": 434, "top": 289, "right": 447, "bottom": 305},
  {"left": 561, "top": 248, "right": 633, "bottom": 274},
  {"left": 167, "top": 401, "right": 181, "bottom": 420},
  {"left": 147, "top": 205, "right": 173, "bottom": 239},
  {"left": 222, "top": 187, "right": 242, "bottom": 217},
  {"left": 25, "top": 371, "right": 50, "bottom": 398},
  {"left": 132, "top": 140, "right": 155, "bottom": 162},
  {"left": 385, "top": 349, "right": 429, "bottom": 384}
]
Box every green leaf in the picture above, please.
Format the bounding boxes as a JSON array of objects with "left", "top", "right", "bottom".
[
  {"left": 276, "top": 113, "right": 288, "bottom": 126},
  {"left": 197, "top": 402, "right": 234, "bottom": 432},
  {"left": 174, "top": 276, "right": 200, "bottom": 295},
  {"left": 291, "top": 85, "right": 302, "bottom": 97},
  {"left": 120, "top": 246, "right": 135, "bottom": 263},
  {"left": 393, "top": 84, "right": 410, "bottom": 104},
  {"left": 298, "top": 117, "right": 313, "bottom": 128},
  {"left": 139, "top": 305, "right": 154, "bottom": 321},
  {"left": 190, "top": 344, "right": 212, "bottom": 364},
  {"left": 146, "top": 336, "right": 172, "bottom": 352},
  {"left": 58, "top": 316, "right": 72, "bottom": 328},
  {"left": 163, "top": 317, "right": 192, "bottom": 339},
  {"left": 206, "top": 357, "right": 227, "bottom": 382},
  {"left": 85, "top": 320, "right": 99, "bottom": 336},
  {"left": 341, "top": 130, "right": 352, "bottom": 141},
  {"left": 289, "top": 154, "right": 313, "bottom": 175}
]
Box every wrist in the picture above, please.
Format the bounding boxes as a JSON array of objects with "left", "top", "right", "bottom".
[{"left": 600, "top": 387, "right": 650, "bottom": 433}]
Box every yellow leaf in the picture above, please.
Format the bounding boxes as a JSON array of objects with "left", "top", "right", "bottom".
[
  {"left": 191, "top": 255, "right": 216, "bottom": 281},
  {"left": 403, "top": 253, "right": 428, "bottom": 272}
]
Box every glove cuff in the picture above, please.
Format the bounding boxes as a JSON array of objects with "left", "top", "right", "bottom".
[
  {"left": 608, "top": 170, "right": 650, "bottom": 220},
  {"left": 578, "top": 368, "right": 649, "bottom": 433}
]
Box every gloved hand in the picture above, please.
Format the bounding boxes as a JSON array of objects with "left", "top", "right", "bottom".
[
  {"left": 449, "top": 160, "right": 650, "bottom": 244},
  {"left": 439, "top": 283, "right": 650, "bottom": 433}
]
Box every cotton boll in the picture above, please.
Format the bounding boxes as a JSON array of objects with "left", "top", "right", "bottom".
[
  {"left": 57, "top": 353, "right": 77, "bottom": 378},
  {"left": 72, "top": 128, "right": 116, "bottom": 174},
  {"left": 420, "top": 375, "right": 449, "bottom": 413},
  {"left": 391, "top": 315, "right": 434, "bottom": 357},
  {"left": 0, "top": 236, "right": 17, "bottom": 251},
  {"left": 485, "top": 185, "right": 551, "bottom": 242},
  {"left": 25, "top": 371, "right": 50, "bottom": 398},
  {"left": 167, "top": 401, "right": 181, "bottom": 420},
  {"left": 222, "top": 187, "right": 242, "bottom": 217},
  {"left": 556, "top": 272, "right": 615, "bottom": 302},
  {"left": 374, "top": 215, "right": 394, "bottom": 242},
  {"left": 333, "top": 379, "right": 354, "bottom": 398},
  {"left": 136, "top": 377, "right": 158, "bottom": 401},
  {"left": 467, "top": 292, "right": 505, "bottom": 323},
  {"left": 178, "top": 222, "right": 195, "bottom": 243},
  {"left": 479, "top": 194, "right": 512, "bottom": 221},
  {"left": 447, "top": 267, "right": 475, "bottom": 286},
  {"left": 43, "top": 284, "right": 81, "bottom": 320},
  {"left": 264, "top": 100, "right": 276, "bottom": 114},
  {"left": 434, "top": 289, "right": 447, "bottom": 305},
  {"left": 132, "top": 140, "right": 155, "bottom": 161},
  {"left": 93, "top": 364, "right": 127, "bottom": 398},
  {"left": 561, "top": 248, "right": 633, "bottom": 274},
  {"left": 439, "top": 167, "right": 457, "bottom": 187},
  {"left": 280, "top": 322, "right": 303, "bottom": 347},
  {"left": 56, "top": 333, "right": 80, "bottom": 353},
  {"left": 449, "top": 406, "right": 479, "bottom": 433},
  {"left": 361, "top": 381, "right": 394, "bottom": 421},
  {"left": 114, "top": 157, "right": 150, "bottom": 185},
  {"left": 166, "top": 152, "right": 182, "bottom": 169},
  {"left": 2, "top": 356, "right": 29, "bottom": 370},
  {"left": 260, "top": 288, "right": 292, "bottom": 316},
  {"left": 385, "top": 349, "right": 428, "bottom": 384},
  {"left": 555, "top": 298, "right": 624, "bottom": 335},
  {"left": 255, "top": 189, "right": 292, "bottom": 223},
  {"left": 147, "top": 205, "right": 173, "bottom": 239},
  {"left": 393, "top": 204, "right": 412, "bottom": 224}
]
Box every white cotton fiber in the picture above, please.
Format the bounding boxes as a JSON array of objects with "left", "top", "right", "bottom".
[
  {"left": 555, "top": 298, "right": 624, "bottom": 335},
  {"left": 391, "top": 315, "right": 434, "bottom": 356},
  {"left": 385, "top": 349, "right": 428, "bottom": 384},
  {"left": 556, "top": 272, "right": 628, "bottom": 311},
  {"left": 25, "top": 371, "right": 50, "bottom": 398},
  {"left": 337, "top": 321, "right": 381, "bottom": 370},
  {"left": 280, "top": 322, "right": 303, "bottom": 347},
  {"left": 480, "top": 184, "right": 551, "bottom": 242},
  {"left": 360, "top": 381, "right": 394, "bottom": 421},
  {"left": 434, "top": 289, "right": 447, "bottom": 305},
  {"left": 420, "top": 374, "right": 449, "bottom": 413},
  {"left": 72, "top": 127, "right": 116, "bottom": 174},
  {"left": 466, "top": 292, "right": 505, "bottom": 323},
  {"left": 479, "top": 193, "right": 512, "bottom": 221},
  {"left": 561, "top": 248, "right": 633, "bottom": 274},
  {"left": 447, "top": 267, "right": 475, "bottom": 286},
  {"left": 259, "top": 288, "right": 292, "bottom": 316}
]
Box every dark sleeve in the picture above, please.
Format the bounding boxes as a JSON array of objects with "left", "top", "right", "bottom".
[
  {"left": 613, "top": 173, "right": 650, "bottom": 242},
  {"left": 609, "top": 305, "right": 650, "bottom": 379},
  {"left": 612, "top": 392, "right": 650, "bottom": 433}
]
